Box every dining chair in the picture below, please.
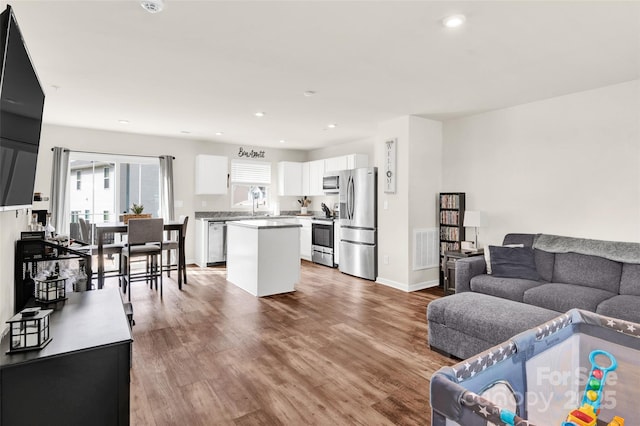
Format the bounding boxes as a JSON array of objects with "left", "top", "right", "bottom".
[
  {"left": 162, "top": 215, "right": 189, "bottom": 284},
  {"left": 77, "top": 218, "right": 124, "bottom": 287},
  {"left": 122, "top": 218, "right": 164, "bottom": 301}
]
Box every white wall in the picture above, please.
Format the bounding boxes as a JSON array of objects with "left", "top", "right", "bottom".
[
  {"left": 442, "top": 80, "right": 640, "bottom": 246},
  {"left": 407, "top": 116, "right": 442, "bottom": 287},
  {"left": 376, "top": 117, "right": 411, "bottom": 288},
  {"left": 376, "top": 116, "right": 443, "bottom": 291},
  {"left": 0, "top": 211, "right": 29, "bottom": 327}
]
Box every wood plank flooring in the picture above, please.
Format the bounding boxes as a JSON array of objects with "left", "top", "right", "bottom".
[{"left": 106, "top": 261, "right": 455, "bottom": 425}]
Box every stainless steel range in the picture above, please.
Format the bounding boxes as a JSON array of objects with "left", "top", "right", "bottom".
[{"left": 311, "top": 217, "right": 335, "bottom": 267}]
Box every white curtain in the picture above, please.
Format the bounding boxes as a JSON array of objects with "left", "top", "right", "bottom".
[
  {"left": 159, "top": 155, "right": 175, "bottom": 221},
  {"left": 50, "top": 147, "right": 70, "bottom": 235}
]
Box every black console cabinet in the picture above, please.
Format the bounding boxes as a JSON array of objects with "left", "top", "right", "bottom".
[{"left": 0, "top": 289, "right": 132, "bottom": 426}]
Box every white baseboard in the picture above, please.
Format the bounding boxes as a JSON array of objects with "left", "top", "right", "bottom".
[
  {"left": 408, "top": 279, "right": 439, "bottom": 292},
  {"left": 376, "top": 277, "right": 439, "bottom": 293}
]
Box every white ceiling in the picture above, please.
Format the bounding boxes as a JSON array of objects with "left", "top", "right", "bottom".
[{"left": 4, "top": 1, "right": 640, "bottom": 150}]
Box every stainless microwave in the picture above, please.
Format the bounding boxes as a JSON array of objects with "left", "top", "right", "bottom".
[{"left": 322, "top": 173, "right": 340, "bottom": 193}]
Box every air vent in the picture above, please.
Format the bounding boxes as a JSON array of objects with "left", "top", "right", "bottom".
[{"left": 413, "top": 228, "right": 438, "bottom": 270}]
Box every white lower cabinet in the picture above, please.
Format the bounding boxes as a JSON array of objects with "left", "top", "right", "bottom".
[
  {"left": 299, "top": 217, "right": 312, "bottom": 261},
  {"left": 334, "top": 221, "right": 340, "bottom": 265}
]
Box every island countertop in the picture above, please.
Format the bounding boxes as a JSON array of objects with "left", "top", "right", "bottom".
[{"left": 227, "top": 220, "right": 302, "bottom": 229}]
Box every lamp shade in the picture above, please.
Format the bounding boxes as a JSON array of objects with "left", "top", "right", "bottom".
[{"left": 463, "top": 211, "right": 486, "bottom": 228}]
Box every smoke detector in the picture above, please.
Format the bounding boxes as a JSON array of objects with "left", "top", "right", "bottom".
[{"left": 140, "top": 0, "right": 164, "bottom": 14}]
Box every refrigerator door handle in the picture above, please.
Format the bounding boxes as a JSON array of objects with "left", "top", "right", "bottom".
[
  {"left": 348, "top": 176, "right": 354, "bottom": 220},
  {"left": 350, "top": 177, "right": 355, "bottom": 219}
]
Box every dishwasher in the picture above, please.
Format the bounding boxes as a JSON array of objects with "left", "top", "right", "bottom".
[{"left": 207, "top": 221, "right": 226, "bottom": 265}]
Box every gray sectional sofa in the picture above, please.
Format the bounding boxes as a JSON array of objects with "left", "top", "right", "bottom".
[{"left": 427, "top": 233, "right": 640, "bottom": 359}]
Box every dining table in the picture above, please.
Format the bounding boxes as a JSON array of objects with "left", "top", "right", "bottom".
[{"left": 95, "top": 220, "right": 184, "bottom": 290}]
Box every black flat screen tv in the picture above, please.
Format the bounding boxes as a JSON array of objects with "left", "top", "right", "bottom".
[{"left": 0, "top": 5, "right": 45, "bottom": 211}]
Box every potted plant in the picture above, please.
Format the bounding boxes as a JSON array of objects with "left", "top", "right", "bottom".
[{"left": 120, "top": 203, "right": 152, "bottom": 223}]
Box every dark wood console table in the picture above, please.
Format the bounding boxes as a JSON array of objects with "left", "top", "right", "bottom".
[{"left": 0, "top": 289, "right": 132, "bottom": 425}]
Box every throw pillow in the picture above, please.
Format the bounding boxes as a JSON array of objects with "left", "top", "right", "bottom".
[
  {"left": 484, "top": 244, "right": 524, "bottom": 274},
  {"left": 489, "top": 245, "right": 540, "bottom": 281}
]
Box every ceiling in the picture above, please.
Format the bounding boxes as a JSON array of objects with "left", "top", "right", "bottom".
[{"left": 4, "top": 1, "right": 640, "bottom": 150}]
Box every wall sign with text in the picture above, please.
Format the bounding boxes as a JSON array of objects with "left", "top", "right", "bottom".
[
  {"left": 384, "top": 138, "right": 397, "bottom": 193},
  {"left": 238, "top": 147, "right": 266, "bottom": 159}
]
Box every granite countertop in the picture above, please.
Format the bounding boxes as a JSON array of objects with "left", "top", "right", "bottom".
[
  {"left": 227, "top": 220, "right": 303, "bottom": 229},
  {"left": 196, "top": 211, "right": 318, "bottom": 222},
  {"left": 198, "top": 215, "right": 295, "bottom": 222}
]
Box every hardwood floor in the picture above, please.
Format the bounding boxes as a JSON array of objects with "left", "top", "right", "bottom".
[{"left": 106, "top": 261, "right": 455, "bottom": 425}]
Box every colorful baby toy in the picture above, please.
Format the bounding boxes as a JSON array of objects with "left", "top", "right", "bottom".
[{"left": 562, "top": 350, "right": 624, "bottom": 426}]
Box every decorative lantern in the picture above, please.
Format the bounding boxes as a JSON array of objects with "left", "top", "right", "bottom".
[
  {"left": 6, "top": 307, "right": 53, "bottom": 353},
  {"left": 35, "top": 277, "right": 66, "bottom": 302}
]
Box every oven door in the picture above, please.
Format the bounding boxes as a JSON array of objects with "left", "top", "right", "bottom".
[{"left": 311, "top": 222, "right": 334, "bottom": 249}]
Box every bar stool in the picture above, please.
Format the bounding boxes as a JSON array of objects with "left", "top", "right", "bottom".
[{"left": 121, "top": 218, "right": 164, "bottom": 301}]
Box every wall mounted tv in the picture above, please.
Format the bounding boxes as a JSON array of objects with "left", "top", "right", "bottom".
[{"left": 0, "top": 5, "right": 45, "bottom": 211}]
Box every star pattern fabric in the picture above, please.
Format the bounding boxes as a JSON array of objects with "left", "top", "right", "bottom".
[
  {"left": 453, "top": 341, "right": 517, "bottom": 382},
  {"left": 599, "top": 314, "right": 640, "bottom": 338},
  {"left": 534, "top": 312, "right": 572, "bottom": 340}
]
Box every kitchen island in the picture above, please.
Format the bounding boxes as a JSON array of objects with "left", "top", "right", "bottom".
[{"left": 226, "top": 220, "right": 302, "bottom": 297}]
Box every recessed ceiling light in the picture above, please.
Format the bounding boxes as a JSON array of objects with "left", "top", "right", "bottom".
[
  {"left": 140, "top": 0, "right": 164, "bottom": 14},
  {"left": 279, "top": 140, "right": 285, "bottom": 144},
  {"left": 180, "top": 130, "right": 191, "bottom": 134},
  {"left": 118, "top": 120, "right": 129, "bottom": 125},
  {"left": 327, "top": 123, "right": 337, "bottom": 129},
  {"left": 443, "top": 14, "right": 466, "bottom": 28},
  {"left": 215, "top": 131, "right": 224, "bottom": 136},
  {"left": 254, "top": 111, "right": 265, "bottom": 117},
  {"left": 303, "top": 91, "right": 316, "bottom": 97}
]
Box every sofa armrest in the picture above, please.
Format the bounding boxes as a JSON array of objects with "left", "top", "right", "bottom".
[{"left": 455, "top": 256, "right": 487, "bottom": 293}]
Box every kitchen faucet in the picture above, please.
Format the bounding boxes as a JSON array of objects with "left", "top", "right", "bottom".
[{"left": 251, "top": 186, "right": 261, "bottom": 216}]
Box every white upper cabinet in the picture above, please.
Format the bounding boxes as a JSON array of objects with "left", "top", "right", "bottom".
[
  {"left": 324, "top": 156, "right": 348, "bottom": 173},
  {"left": 308, "top": 159, "right": 325, "bottom": 196},
  {"left": 301, "top": 162, "right": 310, "bottom": 196},
  {"left": 195, "top": 154, "right": 228, "bottom": 194},
  {"left": 346, "top": 154, "right": 368, "bottom": 170},
  {"left": 277, "top": 162, "right": 303, "bottom": 196},
  {"left": 324, "top": 154, "right": 368, "bottom": 173}
]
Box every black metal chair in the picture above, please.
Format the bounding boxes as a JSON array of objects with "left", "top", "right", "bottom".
[{"left": 121, "top": 218, "right": 164, "bottom": 301}]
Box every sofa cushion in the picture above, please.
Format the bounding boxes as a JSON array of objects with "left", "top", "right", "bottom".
[
  {"left": 523, "top": 283, "right": 616, "bottom": 313},
  {"left": 534, "top": 249, "right": 555, "bottom": 282},
  {"left": 470, "top": 275, "right": 543, "bottom": 302},
  {"left": 489, "top": 246, "right": 540, "bottom": 281},
  {"left": 552, "top": 252, "right": 622, "bottom": 293},
  {"left": 620, "top": 263, "right": 640, "bottom": 296},
  {"left": 596, "top": 295, "right": 640, "bottom": 323},
  {"left": 484, "top": 244, "right": 523, "bottom": 274}
]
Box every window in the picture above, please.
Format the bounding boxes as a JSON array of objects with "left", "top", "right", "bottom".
[
  {"left": 69, "top": 153, "right": 160, "bottom": 226},
  {"left": 76, "top": 170, "right": 81, "bottom": 190},
  {"left": 230, "top": 160, "right": 271, "bottom": 209},
  {"left": 71, "top": 211, "right": 79, "bottom": 223}
]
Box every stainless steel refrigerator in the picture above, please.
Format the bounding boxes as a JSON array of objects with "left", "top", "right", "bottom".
[{"left": 339, "top": 167, "right": 377, "bottom": 280}]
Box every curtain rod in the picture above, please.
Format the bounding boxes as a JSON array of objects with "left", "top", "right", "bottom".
[{"left": 51, "top": 147, "right": 175, "bottom": 160}]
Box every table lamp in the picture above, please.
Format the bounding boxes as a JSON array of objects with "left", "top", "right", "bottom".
[{"left": 463, "top": 210, "right": 487, "bottom": 250}]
